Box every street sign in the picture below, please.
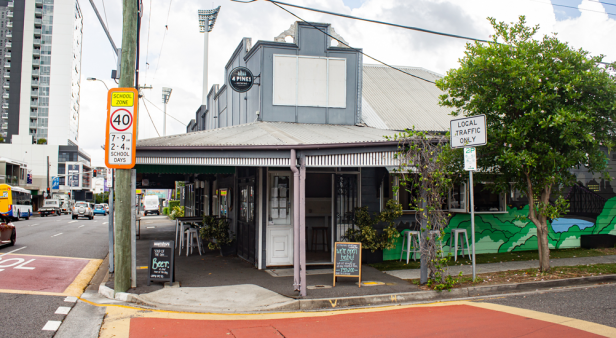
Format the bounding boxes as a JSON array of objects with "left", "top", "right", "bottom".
[
  {"left": 106, "top": 169, "right": 113, "bottom": 188},
  {"left": 105, "top": 88, "right": 138, "bottom": 169},
  {"left": 464, "top": 147, "right": 477, "bottom": 171},
  {"left": 52, "top": 177, "right": 59, "bottom": 190},
  {"left": 450, "top": 115, "right": 487, "bottom": 149}
]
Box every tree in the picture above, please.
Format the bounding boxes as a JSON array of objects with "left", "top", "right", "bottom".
[
  {"left": 37, "top": 138, "right": 47, "bottom": 145},
  {"left": 437, "top": 16, "right": 616, "bottom": 272}
]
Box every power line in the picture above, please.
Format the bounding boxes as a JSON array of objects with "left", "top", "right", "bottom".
[
  {"left": 535, "top": 0, "right": 616, "bottom": 16},
  {"left": 99, "top": 0, "right": 116, "bottom": 62},
  {"left": 587, "top": 0, "right": 616, "bottom": 7},
  {"left": 144, "top": 0, "right": 153, "bottom": 81},
  {"left": 142, "top": 96, "right": 186, "bottom": 125},
  {"left": 268, "top": 1, "right": 436, "bottom": 84},
  {"left": 151, "top": 0, "right": 173, "bottom": 82},
  {"left": 266, "top": 0, "right": 493, "bottom": 43},
  {"left": 141, "top": 98, "right": 160, "bottom": 137}
]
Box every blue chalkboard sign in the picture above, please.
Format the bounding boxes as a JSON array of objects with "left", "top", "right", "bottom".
[{"left": 333, "top": 242, "right": 362, "bottom": 287}]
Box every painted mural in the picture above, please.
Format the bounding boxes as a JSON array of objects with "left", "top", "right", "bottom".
[{"left": 383, "top": 196, "right": 616, "bottom": 261}]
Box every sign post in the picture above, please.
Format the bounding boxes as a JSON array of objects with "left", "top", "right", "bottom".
[
  {"left": 450, "top": 115, "right": 486, "bottom": 281},
  {"left": 105, "top": 88, "right": 138, "bottom": 169}
]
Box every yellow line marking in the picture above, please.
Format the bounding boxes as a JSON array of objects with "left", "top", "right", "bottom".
[
  {"left": 469, "top": 302, "right": 616, "bottom": 337},
  {"left": 63, "top": 258, "right": 103, "bottom": 297},
  {"left": 0, "top": 289, "right": 67, "bottom": 297}
]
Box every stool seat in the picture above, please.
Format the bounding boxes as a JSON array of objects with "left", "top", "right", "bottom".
[
  {"left": 185, "top": 227, "right": 202, "bottom": 256},
  {"left": 400, "top": 230, "right": 421, "bottom": 264},
  {"left": 449, "top": 228, "right": 470, "bottom": 261}
]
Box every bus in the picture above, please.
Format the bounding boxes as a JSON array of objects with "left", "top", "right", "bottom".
[{"left": 0, "top": 184, "right": 33, "bottom": 220}]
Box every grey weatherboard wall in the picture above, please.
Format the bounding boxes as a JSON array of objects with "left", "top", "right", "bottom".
[{"left": 199, "top": 22, "right": 362, "bottom": 131}]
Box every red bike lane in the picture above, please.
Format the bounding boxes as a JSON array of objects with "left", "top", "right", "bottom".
[{"left": 128, "top": 304, "right": 601, "bottom": 338}]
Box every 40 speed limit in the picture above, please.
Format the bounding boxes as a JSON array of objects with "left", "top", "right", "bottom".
[{"left": 108, "top": 133, "right": 133, "bottom": 164}]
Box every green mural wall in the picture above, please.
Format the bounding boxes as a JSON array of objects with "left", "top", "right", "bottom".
[{"left": 384, "top": 197, "right": 616, "bottom": 261}]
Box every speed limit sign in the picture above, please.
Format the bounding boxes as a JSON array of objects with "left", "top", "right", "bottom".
[{"left": 105, "top": 88, "right": 138, "bottom": 169}]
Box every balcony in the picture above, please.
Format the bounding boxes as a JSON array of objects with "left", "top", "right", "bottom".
[
  {"left": 6, "top": 32, "right": 11, "bottom": 38},
  {"left": 34, "top": 8, "right": 42, "bottom": 16},
  {"left": 7, "top": 11, "right": 13, "bottom": 19},
  {"left": 3, "top": 72, "right": 9, "bottom": 79},
  {"left": 30, "top": 100, "right": 38, "bottom": 108},
  {"left": 31, "top": 80, "right": 38, "bottom": 87},
  {"left": 30, "top": 109, "right": 37, "bottom": 117},
  {"left": 33, "top": 39, "right": 41, "bottom": 46},
  {"left": 5, "top": 42, "right": 11, "bottom": 48},
  {"left": 1, "top": 113, "right": 8, "bottom": 119},
  {"left": 3, "top": 82, "right": 9, "bottom": 89},
  {"left": 29, "top": 121, "right": 37, "bottom": 128},
  {"left": 32, "top": 49, "right": 40, "bottom": 56},
  {"left": 34, "top": 19, "right": 42, "bottom": 26},
  {"left": 33, "top": 29, "right": 41, "bottom": 37},
  {"left": 5, "top": 52, "right": 11, "bottom": 59},
  {"left": 31, "top": 69, "right": 39, "bottom": 77},
  {"left": 2, "top": 104, "right": 8, "bottom": 110},
  {"left": 35, "top": 0, "right": 42, "bottom": 5},
  {"left": 32, "top": 59, "right": 39, "bottom": 66},
  {"left": 3, "top": 93, "right": 9, "bottom": 99},
  {"left": 8, "top": 2, "right": 13, "bottom": 8},
  {"left": 7, "top": 22, "right": 12, "bottom": 29},
  {"left": 31, "top": 90, "right": 38, "bottom": 98},
  {"left": 4, "top": 62, "right": 10, "bottom": 68}
]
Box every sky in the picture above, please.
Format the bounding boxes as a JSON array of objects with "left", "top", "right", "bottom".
[{"left": 77, "top": 0, "right": 616, "bottom": 167}]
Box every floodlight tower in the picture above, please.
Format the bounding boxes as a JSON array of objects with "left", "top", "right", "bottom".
[
  {"left": 162, "top": 87, "right": 172, "bottom": 136},
  {"left": 198, "top": 6, "right": 221, "bottom": 106}
]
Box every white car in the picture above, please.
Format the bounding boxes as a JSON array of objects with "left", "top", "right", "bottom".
[
  {"left": 143, "top": 195, "right": 160, "bottom": 216},
  {"left": 72, "top": 201, "right": 94, "bottom": 220}
]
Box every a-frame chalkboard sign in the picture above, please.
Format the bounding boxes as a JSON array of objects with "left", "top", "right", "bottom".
[
  {"left": 147, "top": 240, "right": 175, "bottom": 286},
  {"left": 333, "top": 242, "right": 362, "bottom": 287}
]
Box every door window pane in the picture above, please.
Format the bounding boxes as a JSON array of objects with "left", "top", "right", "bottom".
[{"left": 269, "top": 175, "right": 290, "bottom": 225}]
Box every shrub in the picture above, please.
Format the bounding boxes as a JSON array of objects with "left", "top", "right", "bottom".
[{"left": 162, "top": 207, "right": 169, "bottom": 215}]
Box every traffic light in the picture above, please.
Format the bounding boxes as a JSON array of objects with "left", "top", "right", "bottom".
[
  {"left": 46, "top": 187, "right": 50, "bottom": 198},
  {"left": 93, "top": 169, "right": 97, "bottom": 177}
]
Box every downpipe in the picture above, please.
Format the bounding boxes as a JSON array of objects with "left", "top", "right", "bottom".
[{"left": 290, "top": 149, "right": 300, "bottom": 291}]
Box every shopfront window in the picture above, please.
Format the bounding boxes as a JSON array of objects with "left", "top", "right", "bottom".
[
  {"left": 449, "top": 182, "right": 466, "bottom": 212},
  {"left": 473, "top": 184, "right": 506, "bottom": 213},
  {"left": 269, "top": 175, "right": 290, "bottom": 224}
]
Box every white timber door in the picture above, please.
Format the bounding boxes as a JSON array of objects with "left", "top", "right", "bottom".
[{"left": 266, "top": 171, "right": 294, "bottom": 266}]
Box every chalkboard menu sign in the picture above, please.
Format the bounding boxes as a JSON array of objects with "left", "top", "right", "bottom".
[
  {"left": 333, "top": 242, "right": 362, "bottom": 287},
  {"left": 147, "top": 240, "right": 175, "bottom": 286}
]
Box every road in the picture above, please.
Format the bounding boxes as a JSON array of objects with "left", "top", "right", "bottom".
[
  {"left": 0, "top": 213, "right": 109, "bottom": 338},
  {"left": 97, "top": 283, "right": 616, "bottom": 338}
]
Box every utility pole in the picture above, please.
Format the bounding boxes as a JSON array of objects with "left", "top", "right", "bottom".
[
  {"left": 162, "top": 87, "right": 172, "bottom": 136},
  {"left": 115, "top": 0, "right": 138, "bottom": 293},
  {"left": 46, "top": 156, "right": 50, "bottom": 199}
]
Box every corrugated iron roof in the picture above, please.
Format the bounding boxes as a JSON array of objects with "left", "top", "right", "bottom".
[
  {"left": 361, "top": 64, "right": 454, "bottom": 131},
  {"left": 137, "top": 122, "right": 400, "bottom": 148}
]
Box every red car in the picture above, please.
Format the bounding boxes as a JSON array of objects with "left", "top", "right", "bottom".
[{"left": 0, "top": 217, "right": 16, "bottom": 247}]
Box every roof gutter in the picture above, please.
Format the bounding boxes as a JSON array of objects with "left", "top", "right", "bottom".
[{"left": 136, "top": 140, "right": 400, "bottom": 151}]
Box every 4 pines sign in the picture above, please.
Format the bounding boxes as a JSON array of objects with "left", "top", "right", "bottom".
[{"left": 105, "top": 88, "right": 138, "bottom": 169}]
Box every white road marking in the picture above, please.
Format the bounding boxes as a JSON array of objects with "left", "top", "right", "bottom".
[
  {"left": 42, "top": 321, "right": 62, "bottom": 331},
  {"left": 103, "top": 222, "right": 108, "bottom": 224},
  {"left": 68, "top": 220, "right": 77, "bottom": 223},
  {"left": 147, "top": 226, "right": 155, "bottom": 228},
  {"left": 145, "top": 222, "right": 153, "bottom": 224},
  {"left": 64, "top": 296, "right": 78, "bottom": 303},
  {"left": 51, "top": 233, "right": 63, "bottom": 237},
  {"left": 78, "top": 225, "right": 85, "bottom": 228},
  {"left": 31, "top": 224, "right": 38, "bottom": 226},
  {"left": 0, "top": 246, "right": 26, "bottom": 257},
  {"left": 55, "top": 306, "right": 71, "bottom": 315}
]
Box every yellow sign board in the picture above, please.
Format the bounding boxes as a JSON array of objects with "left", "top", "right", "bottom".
[{"left": 111, "top": 92, "right": 134, "bottom": 107}]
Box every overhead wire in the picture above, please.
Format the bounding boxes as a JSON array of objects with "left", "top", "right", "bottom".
[
  {"left": 141, "top": 98, "right": 161, "bottom": 137},
  {"left": 100, "top": 0, "right": 116, "bottom": 62},
  {"left": 151, "top": 0, "right": 173, "bottom": 82},
  {"left": 267, "top": 1, "right": 437, "bottom": 84},
  {"left": 143, "top": 96, "right": 186, "bottom": 125},
  {"left": 144, "top": 0, "right": 153, "bottom": 82},
  {"left": 534, "top": 0, "right": 616, "bottom": 16}
]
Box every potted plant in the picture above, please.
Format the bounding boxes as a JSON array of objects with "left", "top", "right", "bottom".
[
  {"left": 200, "top": 216, "right": 236, "bottom": 256},
  {"left": 345, "top": 200, "right": 403, "bottom": 264}
]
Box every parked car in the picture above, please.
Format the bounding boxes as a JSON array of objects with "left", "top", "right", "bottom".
[
  {"left": 93, "top": 204, "right": 107, "bottom": 216},
  {"left": 0, "top": 216, "right": 15, "bottom": 247},
  {"left": 143, "top": 195, "right": 160, "bottom": 216},
  {"left": 102, "top": 203, "right": 109, "bottom": 213},
  {"left": 72, "top": 201, "right": 94, "bottom": 220},
  {"left": 39, "top": 199, "right": 61, "bottom": 217}
]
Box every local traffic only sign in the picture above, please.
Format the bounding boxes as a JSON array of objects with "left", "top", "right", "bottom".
[
  {"left": 105, "top": 88, "right": 138, "bottom": 169},
  {"left": 450, "top": 115, "right": 486, "bottom": 148}
]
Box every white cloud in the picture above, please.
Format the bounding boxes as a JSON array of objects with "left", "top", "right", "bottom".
[{"left": 77, "top": 0, "right": 616, "bottom": 166}]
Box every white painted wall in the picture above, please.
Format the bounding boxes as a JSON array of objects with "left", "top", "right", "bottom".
[{"left": 0, "top": 134, "right": 59, "bottom": 191}]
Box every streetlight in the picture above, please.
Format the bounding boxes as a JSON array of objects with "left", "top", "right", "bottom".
[
  {"left": 162, "top": 87, "right": 172, "bottom": 136},
  {"left": 87, "top": 77, "right": 110, "bottom": 90}
]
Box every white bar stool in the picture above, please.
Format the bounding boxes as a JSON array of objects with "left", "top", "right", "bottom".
[
  {"left": 400, "top": 229, "right": 420, "bottom": 264},
  {"left": 178, "top": 222, "right": 191, "bottom": 255},
  {"left": 185, "top": 227, "right": 202, "bottom": 256},
  {"left": 449, "top": 228, "right": 470, "bottom": 261}
]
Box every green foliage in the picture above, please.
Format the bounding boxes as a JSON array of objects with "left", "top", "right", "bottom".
[
  {"left": 94, "top": 192, "right": 109, "bottom": 204},
  {"left": 36, "top": 138, "right": 47, "bottom": 144},
  {"left": 346, "top": 200, "right": 403, "bottom": 252},
  {"left": 168, "top": 200, "right": 180, "bottom": 210},
  {"left": 162, "top": 207, "right": 169, "bottom": 215},
  {"left": 169, "top": 206, "right": 184, "bottom": 220},
  {"left": 200, "top": 216, "right": 235, "bottom": 250},
  {"left": 0, "top": 136, "right": 4, "bottom": 143}
]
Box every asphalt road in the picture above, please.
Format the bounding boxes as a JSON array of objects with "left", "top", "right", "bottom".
[
  {"left": 0, "top": 214, "right": 110, "bottom": 337},
  {"left": 480, "top": 283, "right": 616, "bottom": 328}
]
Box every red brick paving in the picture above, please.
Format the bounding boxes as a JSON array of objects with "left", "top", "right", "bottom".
[
  {"left": 129, "top": 304, "right": 601, "bottom": 338},
  {"left": 0, "top": 254, "right": 89, "bottom": 293}
]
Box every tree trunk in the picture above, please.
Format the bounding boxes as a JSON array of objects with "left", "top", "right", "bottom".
[{"left": 525, "top": 173, "right": 552, "bottom": 272}]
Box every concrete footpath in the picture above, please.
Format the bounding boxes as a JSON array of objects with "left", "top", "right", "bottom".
[{"left": 386, "top": 255, "right": 616, "bottom": 279}]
